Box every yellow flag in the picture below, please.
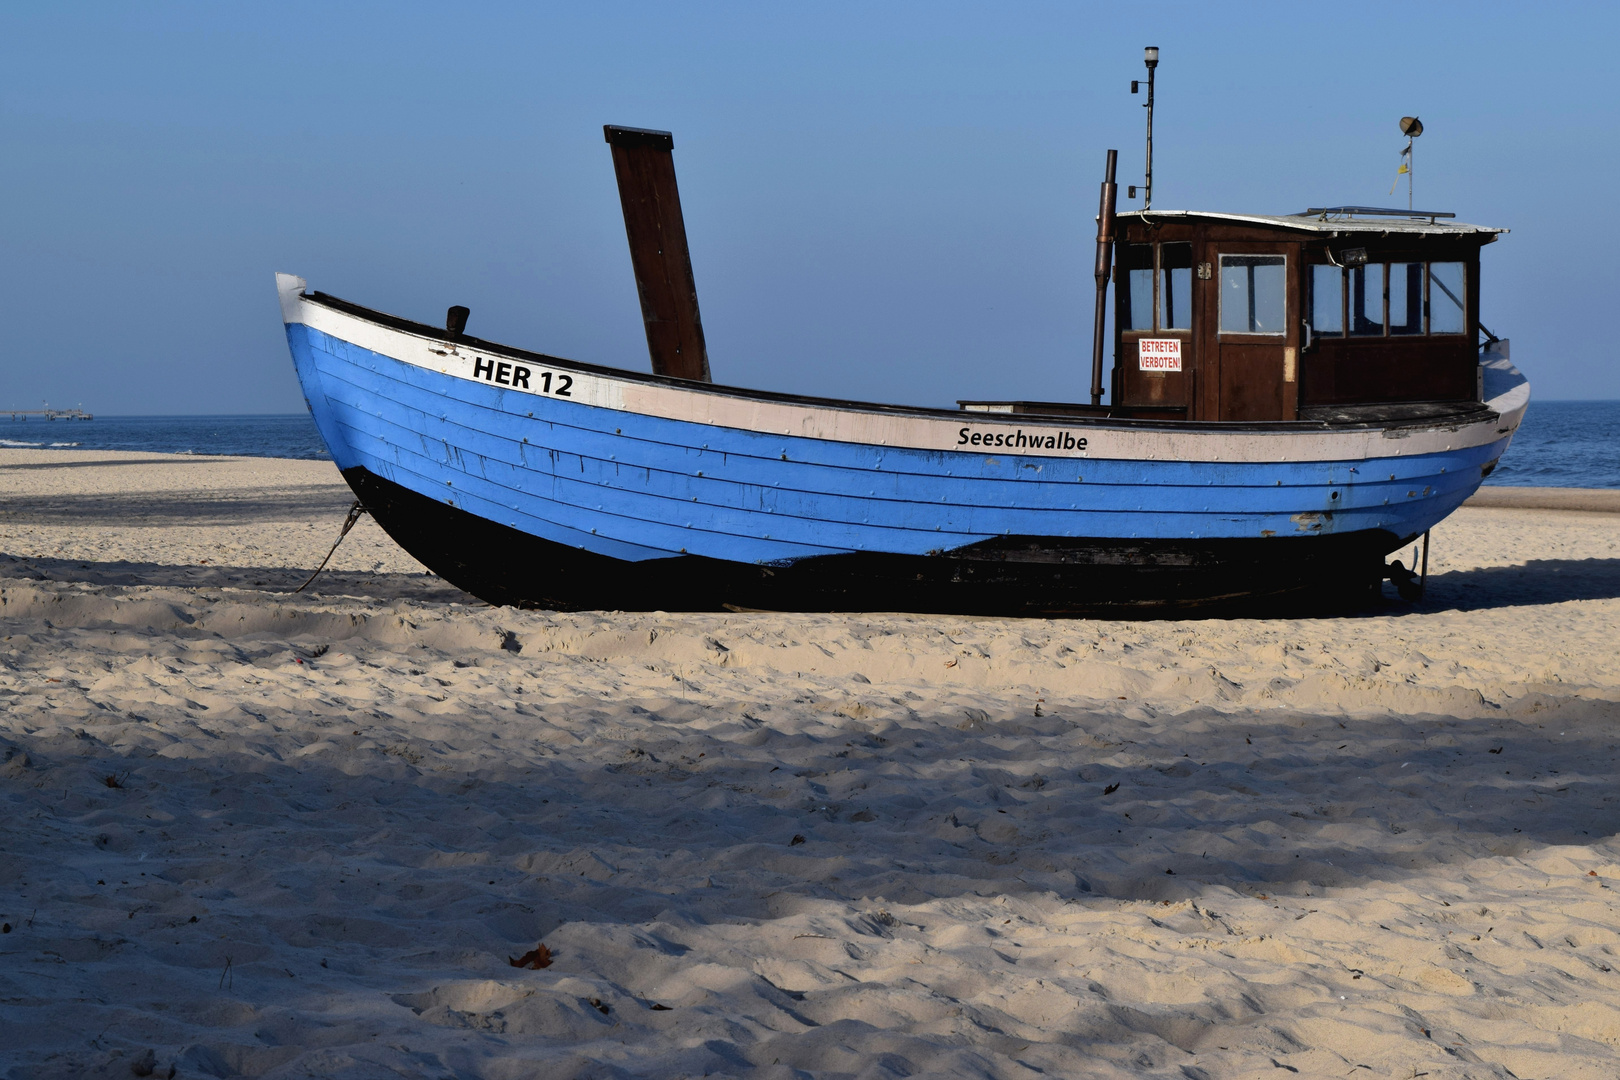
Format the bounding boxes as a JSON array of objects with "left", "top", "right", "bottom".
[{"left": 1388, "top": 162, "right": 1410, "bottom": 194}]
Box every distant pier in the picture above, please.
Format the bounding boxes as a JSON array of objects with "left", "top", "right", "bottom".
[{"left": 4, "top": 408, "right": 93, "bottom": 421}]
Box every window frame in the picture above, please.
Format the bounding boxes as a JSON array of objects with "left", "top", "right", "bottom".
[
  {"left": 1348, "top": 262, "right": 1386, "bottom": 337},
  {"left": 1157, "top": 242, "right": 1194, "bottom": 332},
  {"left": 1217, "top": 252, "right": 1289, "bottom": 338},
  {"left": 1426, "top": 261, "right": 1469, "bottom": 337},
  {"left": 1311, "top": 259, "right": 1471, "bottom": 338},
  {"left": 1120, "top": 242, "right": 1197, "bottom": 334},
  {"left": 1308, "top": 263, "right": 1347, "bottom": 337},
  {"left": 1120, "top": 243, "right": 1157, "bottom": 333},
  {"left": 1388, "top": 262, "right": 1425, "bottom": 337}
]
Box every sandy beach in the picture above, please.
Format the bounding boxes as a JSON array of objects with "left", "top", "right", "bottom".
[{"left": 3, "top": 448, "right": 1619, "bottom": 1079}]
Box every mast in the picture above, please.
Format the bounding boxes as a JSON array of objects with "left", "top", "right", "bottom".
[
  {"left": 1398, "top": 116, "right": 1423, "bottom": 212},
  {"left": 1129, "top": 47, "right": 1160, "bottom": 208},
  {"left": 1143, "top": 46, "right": 1157, "bottom": 210}
]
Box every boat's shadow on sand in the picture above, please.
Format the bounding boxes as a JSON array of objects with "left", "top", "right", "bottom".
[
  {"left": 4, "top": 547, "right": 1620, "bottom": 617},
  {"left": 1408, "top": 558, "right": 1620, "bottom": 613}
]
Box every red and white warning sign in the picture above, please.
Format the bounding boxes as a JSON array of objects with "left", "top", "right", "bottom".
[{"left": 1138, "top": 338, "right": 1182, "bottom": 372}]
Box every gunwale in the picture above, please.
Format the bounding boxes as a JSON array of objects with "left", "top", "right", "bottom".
[{"left": 290, "top": 286, "right": 1518, "bottom": 469}]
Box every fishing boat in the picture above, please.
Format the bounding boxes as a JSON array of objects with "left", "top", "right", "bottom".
[{"left": 276, "top": 119, "right": 1527, "bottom": 615}]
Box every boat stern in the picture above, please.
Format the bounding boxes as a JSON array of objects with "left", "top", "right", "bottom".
[{"left": 1481, "top": 339, "right": 1530, "bottom": 431}]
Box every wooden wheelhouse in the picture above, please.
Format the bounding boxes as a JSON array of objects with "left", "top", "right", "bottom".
[{"left": 1109, "top": 208, "right": 1501, "bottom": 422}]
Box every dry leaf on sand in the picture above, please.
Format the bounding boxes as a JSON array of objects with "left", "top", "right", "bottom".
[{"left": 508, "top": 943, "right": 552, "bottom": 969}]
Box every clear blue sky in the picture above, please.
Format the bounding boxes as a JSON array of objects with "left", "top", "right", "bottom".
[{"left": 2, "top": 1, "right": 1614, "bottom": 413}]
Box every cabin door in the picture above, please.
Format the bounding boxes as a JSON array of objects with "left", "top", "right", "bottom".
[
  {"left": 1201, "top": 242, "right": 1301, "bottom": 421},
  {"left": 1116, "top": 240, "right": 1195, "bottom": 417}
]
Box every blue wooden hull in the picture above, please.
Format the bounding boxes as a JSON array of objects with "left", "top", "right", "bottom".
[{"left": 278, "top": 279, "right": 1527, "bottom": 613}]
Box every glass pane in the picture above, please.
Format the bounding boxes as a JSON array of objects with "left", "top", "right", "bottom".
[
  {"left": 1121, "top": 244, "right": 1154, "bottom": 330},
  {"left": 1429, "top": 262, "right": 1466, "bottom": 334},
  {"left": 1350, "top": 263, "right": 1384, "bottom": 336},
  {"left": 1219, "top": 254, "right": 1286, "bottom": 335},
  {"left": 1390, "top": 262, "right": 1422, "bottom": 335},
  {"left": 1310, "top": 265, "right": 1343, "bottom": 334},
  {"left": 1159, "top": 243, "right": 1193, "bottom": 330}
]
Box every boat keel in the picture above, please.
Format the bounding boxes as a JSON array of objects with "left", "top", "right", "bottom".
[{"left": 341, "top": 467, "right": 1399, "bottom": 617}]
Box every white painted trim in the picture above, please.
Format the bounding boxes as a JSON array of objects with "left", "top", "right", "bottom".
[
  {"left": 1128, "top": 210, "right": 1506, "bottom": 238},
  {"left": 275, "top": 273, "right": 307, "bottom": 324},
  {"left": 1482, "top": 349, "right": 1529, "bottom": 429},
  {"left": 285, "top": 286, "right": 1524, "bottom": 466}
]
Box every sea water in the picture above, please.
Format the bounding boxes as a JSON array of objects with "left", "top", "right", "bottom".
[
  {"left": 1483, "top": 400, "right": 1618, "bottom": 489},
  {"left": 0, "top": 414, "right": 331, "bottom": 461},
  {"left": 1, "top": 403, "right": 1614, "bottom": 487}
]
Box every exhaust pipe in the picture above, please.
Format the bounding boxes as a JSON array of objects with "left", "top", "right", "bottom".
[
  {"left": 604, "top": 125, "right": 712, "bottom": 382},
  {"left": 1090, "top": 149, "right": 1118, "bottom": 407}
]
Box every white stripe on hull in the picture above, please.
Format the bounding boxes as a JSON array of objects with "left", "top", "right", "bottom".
[{"left": 278, "top": 274, "right": 1529, "bottom": 467}]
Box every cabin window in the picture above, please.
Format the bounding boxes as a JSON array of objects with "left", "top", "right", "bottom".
[
  {"left": 1309, "top": 265, "right": 1344, "bottom": 334},
  {"left": 1337, "top": 261, "right": 1468, "bottom": 336},
  {"left": 1219, "top": 254, "right": 1286, "bottom": 335},
  {"left": 1121, "top": 243, "right": 1197, "bottom": 332},
  {"left": 1158, "top": 243, "right": 1193, "bottom": 330},
  {"left": 1389, "top": 262, "right": 1423, "bottom": 336},
  {"left": 1350, "top": 263, "right": 1384, "bottom": 336},
  {"left": 1122, "top": 244, "right": 1155, "bottom": 330},
  {"left": 1429, "top": 262, "right": 1466, "bottom": 334}
]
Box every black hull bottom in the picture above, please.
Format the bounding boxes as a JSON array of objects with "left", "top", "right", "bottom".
[{"left": 342, "top": 467, "right": 1405, "bottom": 617}]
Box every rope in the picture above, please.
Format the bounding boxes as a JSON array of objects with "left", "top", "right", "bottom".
[{"left": 295, "top": 500, "right": 369, "bottom": 593}]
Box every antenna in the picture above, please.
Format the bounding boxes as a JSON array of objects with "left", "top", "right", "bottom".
[{"left": 1128, "top": 47, "right": 1159, "bottom": 208}]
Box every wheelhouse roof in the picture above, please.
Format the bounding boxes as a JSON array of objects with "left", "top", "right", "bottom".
[{"left": 1121, "top": 209, "right": 1506, "bottom": 239}]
